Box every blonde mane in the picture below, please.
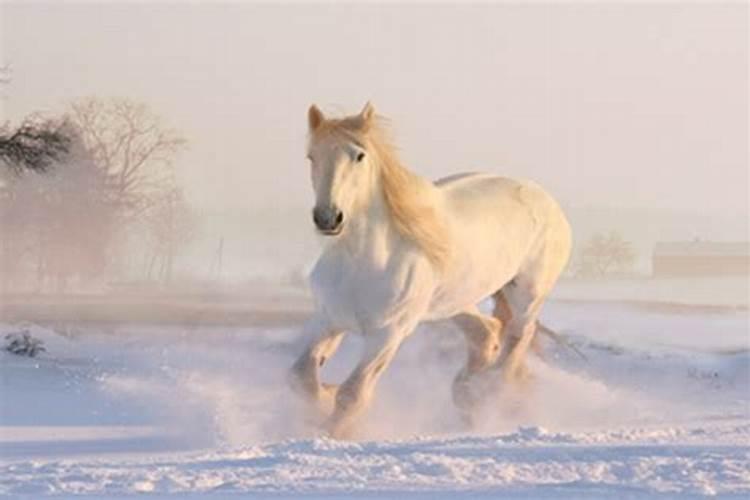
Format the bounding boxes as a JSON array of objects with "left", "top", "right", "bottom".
[{"left": 312, "top": 116, "right": 451, "bottom": 271}]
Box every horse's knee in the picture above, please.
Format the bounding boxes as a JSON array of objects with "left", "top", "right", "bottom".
[
  {"left": 289, "top": 331, "right": 344, "bottom": 397},
  {"left": 469, "top": 337, "right": 500, "bottom": 371},
  {"left": 289, "top": 355, "right": 342, "bottom": 419},
  {"left": 455, "top": 313, "right": 501, "bottom": 371}
]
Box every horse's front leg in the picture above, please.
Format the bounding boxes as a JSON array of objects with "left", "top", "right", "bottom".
[
  {"left": 325, "top": 326, "right": 407, "bottom": 439},
  {"left": 289, "top": 314, "right": 344, "bottom": 417}
]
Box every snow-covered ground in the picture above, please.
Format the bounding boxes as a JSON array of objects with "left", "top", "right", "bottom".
[{"left": 0, "top": 295, "right": 748, "bottom": 498}]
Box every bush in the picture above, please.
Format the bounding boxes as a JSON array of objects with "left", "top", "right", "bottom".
[{"left": 4, "top": 331, "right": 46, "bottom": 357}]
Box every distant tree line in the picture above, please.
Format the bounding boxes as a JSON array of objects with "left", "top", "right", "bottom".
[
  {"left": 574, "top": 231, "right": 637, "bottom": 278},
  {"left": 0, "top": 97, "right": 195, "bottom": 292}
]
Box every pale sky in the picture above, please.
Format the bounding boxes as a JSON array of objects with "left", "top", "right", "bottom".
[{"left": 1, "top": 1, "right": 748, "bottom": 218}]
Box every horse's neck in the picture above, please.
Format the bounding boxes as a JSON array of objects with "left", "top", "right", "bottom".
[
  {"left": 338, "top": 164, "right": 441, "bottom": 267},
  {"left": 339, "top": 188, "right": 397, "bottom": 264}
]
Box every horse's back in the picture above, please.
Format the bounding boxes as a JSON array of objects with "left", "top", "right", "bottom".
[
  {"left": 435, "top": 172, "right": 559, "bottom": 224},
  {"left": 450, "top": 172, "right": 569, "bottom": 252}
]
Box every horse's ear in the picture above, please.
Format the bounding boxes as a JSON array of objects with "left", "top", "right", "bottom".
[
  {"left": 360, "top": 101, "right": 375, "bottom": 124},
  {"left": 351, "top": 101, "right": 375, "bottom": 131},
  {"left": 308, "top": 105, "right": 325, "bottom": 131}
]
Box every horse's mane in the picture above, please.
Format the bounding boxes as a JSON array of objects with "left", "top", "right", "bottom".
[{"left": 313, "top": 116, "right": 451, "bottom": 271}]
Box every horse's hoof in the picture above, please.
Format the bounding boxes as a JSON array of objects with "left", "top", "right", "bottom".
[
  {"left": 325, "top": 423, "right": 348, "bottom": 440},
  {"left": 324, "top": 414, "right": 359, "bottom": 440}
]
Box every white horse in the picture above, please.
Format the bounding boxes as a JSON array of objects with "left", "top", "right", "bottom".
[{"left": 290, "top": 103, "right": 572, "bottom": 438}]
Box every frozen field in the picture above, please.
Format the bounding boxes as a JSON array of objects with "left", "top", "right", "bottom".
[{"left": 0, "top": 297, "right": 748, "bottom": 498}]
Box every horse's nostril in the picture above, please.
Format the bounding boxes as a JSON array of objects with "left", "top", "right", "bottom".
[{"left": 313, "top": 207, "right": 343, "bottom": 232}]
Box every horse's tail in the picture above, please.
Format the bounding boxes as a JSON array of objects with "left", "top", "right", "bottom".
[{"left": 536, "top": 321, "right": 588, "bottom": 361}]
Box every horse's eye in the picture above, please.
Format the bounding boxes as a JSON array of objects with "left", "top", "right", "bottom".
[{"left": 356, "top": 152, "right": 366, "bottom": 163}]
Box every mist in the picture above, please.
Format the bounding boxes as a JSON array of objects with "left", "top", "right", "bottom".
[{"left": 1, "top": 2, "right": 747, "bottom": 287}]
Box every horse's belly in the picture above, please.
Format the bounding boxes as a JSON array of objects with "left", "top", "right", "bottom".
[{"left": 425, "top": 262, "right": 516, "bottom": 319}]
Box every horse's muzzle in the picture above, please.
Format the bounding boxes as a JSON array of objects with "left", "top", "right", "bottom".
[{"left": 313, "top": 205, "right": 344, "bottom": 235}]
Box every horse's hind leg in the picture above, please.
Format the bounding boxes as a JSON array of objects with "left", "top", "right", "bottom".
[
  {"left": 289, "top": 316, "right": 344, "bottom": 416},
  {"left": 493, "top": 287, "right": 545, "bottom": 362},
  {"left": 493, "top": 278, "right": 546, "bottom": 382},
  {"left": 491, "top": 288, "right": 513, "bottom": 344},
  {"left": 495, "top": 225, "right": 571, "bottom": 381},
  {"left": 451, "top": 306, "right": 502, "bottom": 422}
]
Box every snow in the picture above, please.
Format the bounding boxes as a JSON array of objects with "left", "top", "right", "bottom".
[
  {"left": 3, "top": 426, "right": 747, "bottom": 498},
  {"left": 0, "top": 294, "right": 748, "bottom": 498}
]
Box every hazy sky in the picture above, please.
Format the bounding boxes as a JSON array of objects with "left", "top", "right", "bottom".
[{"left": 2, "top": 2, "right": 748, "bottom": 217}]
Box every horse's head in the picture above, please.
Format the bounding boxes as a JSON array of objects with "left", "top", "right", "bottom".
[{"left": 306, "top": 102, "right": 377, "bottom": 236}]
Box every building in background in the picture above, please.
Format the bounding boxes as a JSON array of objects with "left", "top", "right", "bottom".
[{"left": 652, "top": 241, "right": 750, "bottom": 277}]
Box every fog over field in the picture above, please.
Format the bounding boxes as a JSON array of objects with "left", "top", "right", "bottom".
[
  {"left": 0, "top": 2, "right": 748, "bottom": 499},
  {"left": 2, "top": 2, "right": 747, "bottom": 284}
]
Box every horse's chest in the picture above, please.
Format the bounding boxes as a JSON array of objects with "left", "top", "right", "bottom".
[
  {"left": 309, "top": 251, "right": 421, "bottom": 332},
  {"left": 310, "top": 263, "right": 367, "bottom": 330}
]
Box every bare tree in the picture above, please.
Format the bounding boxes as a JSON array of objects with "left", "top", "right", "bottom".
[
  {"left": 577, "top": 231, "right": 637, "bottom": 278},
  {"left": 0, "top": 126, "right": 115, "bottom": 292},
  {"left": 68, "top": 97, "right": 186, "bottom": 219},
  {"left": 143, "top": 187, "right": 196, "bottom": 284},
  {"left": 1, "top": 98, "right": 189, "bottom": 290}
]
